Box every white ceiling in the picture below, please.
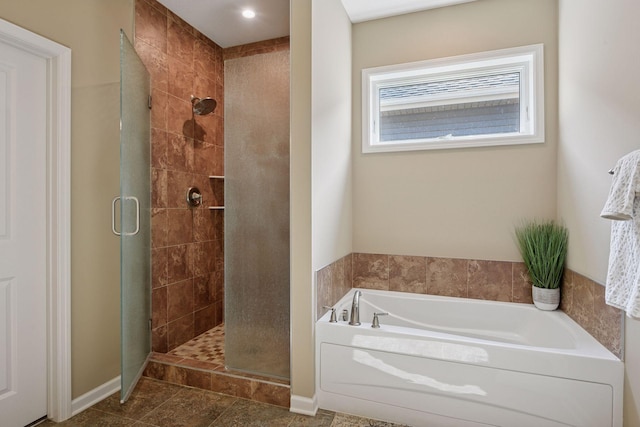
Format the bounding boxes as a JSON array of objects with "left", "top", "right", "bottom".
[
  {"left": 156, "top": 0, "right": 477, "bottom": 48},
  {"left": 156, "top": 0, "right": 290, "bottom": 48},
  {"left": 341, "top": 0, "right": 477, "bottom": 23}
]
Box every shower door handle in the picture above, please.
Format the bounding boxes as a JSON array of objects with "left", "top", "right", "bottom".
[
  {"left": 112, "top": 196, "right": 140, "bottom": 236},
  {"left": 126, "top": 196, "right": 141, "bottom": 236},
  {"left": 111, "top": 196, "right": 120, "bottom": 236}
]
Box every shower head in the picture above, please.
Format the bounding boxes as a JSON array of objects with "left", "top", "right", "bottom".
[{"left": 191, "top": 96, "right": 217, "bottom": 115}]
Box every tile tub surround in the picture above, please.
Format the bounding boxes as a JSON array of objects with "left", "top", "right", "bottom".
[
  {"left": 316, "top": 254, "right": 352, "bottom": 322},
  {"left": 316, "top": 254, "right": 533, "bottom": 317},
  {"left": 317, "top": 253, "right": 622, "bottom": 358},
  {"left": 561, "top": 269, "right": 623, "bottom": 358}
]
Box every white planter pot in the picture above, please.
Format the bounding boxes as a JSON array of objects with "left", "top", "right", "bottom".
[{"left": 532, "top": 286, "right": 560, "bottom": 311}]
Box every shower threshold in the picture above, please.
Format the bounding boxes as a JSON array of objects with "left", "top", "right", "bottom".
[{"left": 144, "top": 323, "right": 290, "bottom": 408}]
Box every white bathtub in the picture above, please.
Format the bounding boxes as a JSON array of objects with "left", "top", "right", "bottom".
[{"left": 316, "top": 289, "right": 623, "bottom": 427}]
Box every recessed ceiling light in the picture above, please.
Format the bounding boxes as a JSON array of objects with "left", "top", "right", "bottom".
[{"left": 242, "top": 9, "right": 256, "bottom": 19}]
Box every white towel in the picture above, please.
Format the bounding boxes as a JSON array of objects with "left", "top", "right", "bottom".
[{"left": 601, "top": 150, "right": 640, "bottom": 318}]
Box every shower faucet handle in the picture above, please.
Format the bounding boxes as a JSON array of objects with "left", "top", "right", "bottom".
[
  {"left": 322, "top": 306, "right": 337, "bottom": 323},
  {"left": 371, "top": 312, "right": 388, "bottom": 329},
  {"left": 186, "top": 187, "right": 202, "bottom": 207}
]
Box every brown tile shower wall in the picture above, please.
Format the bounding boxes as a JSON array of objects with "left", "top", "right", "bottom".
[
  {"left": 317, "top": 253, "right": 622, "bottom": 358},
  {"left": 223, "top": 37, "right": 290, "bottom": 61},
  {"left": 135, "top": 0, "right": 225, "bottom": 352}
]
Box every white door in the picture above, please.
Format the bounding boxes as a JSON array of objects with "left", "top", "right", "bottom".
[{"left": 0, "top": 37, "right": 48, "bottom": 427}]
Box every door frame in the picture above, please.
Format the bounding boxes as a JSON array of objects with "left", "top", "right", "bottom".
[{"left": 0, "top": 19, "right": 72, "bottom": 422}]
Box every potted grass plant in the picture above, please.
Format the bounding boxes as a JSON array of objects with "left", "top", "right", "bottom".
[{"left": 515, "top": 220, "right": 569, "bottom": 310}]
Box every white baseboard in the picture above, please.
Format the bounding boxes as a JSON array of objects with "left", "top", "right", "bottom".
[
  {"left": 71, "top": 376, "right": 120, "bottom": 416},
  {"left": 290, "top": 394, "right": 318, "bottom": 416}
]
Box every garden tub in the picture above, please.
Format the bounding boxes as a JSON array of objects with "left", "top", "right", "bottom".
[{"left": 316, "top": 289, "right": 623, "bottom": 427}]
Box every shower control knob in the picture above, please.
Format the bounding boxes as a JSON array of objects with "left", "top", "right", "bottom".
[
  {"left": 186, "top": 187, "right": 202, "bottom": 207},
  {"left": 371, "top": 312, "right": 388, "bottom": 328}
]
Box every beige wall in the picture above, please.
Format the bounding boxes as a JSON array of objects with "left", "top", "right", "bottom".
[
  {"left": 557, "top": 0, "right": 640, "bottom": 424},
  {"left": 312, "top": 0, "right": 353, "bottom": 271},
  {"left": 291, "top": 0, "right": 353, "bottom": 402},
  {"left": 292, "top": 0, "right": 560, "bottom": 405},
  {"left": 352, "top": 0, "right": 558, "bottom": 262},
  {"left": 290, "top": 0, "right": 315, "bottom": 401},
  {"left": 0, "top": 0, "right": 134, "bottom": 398}
]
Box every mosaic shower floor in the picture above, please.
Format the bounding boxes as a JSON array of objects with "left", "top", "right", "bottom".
[{"left": 169, "top": 323, "right": 226, "bottom": 366}]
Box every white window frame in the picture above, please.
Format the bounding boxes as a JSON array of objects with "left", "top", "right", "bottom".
[{"left": 362, "top": 44, "right": 545, "bottom": 153}]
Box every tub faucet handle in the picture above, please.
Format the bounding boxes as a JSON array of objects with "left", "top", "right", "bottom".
[
  {"left": 322, "top": 306, "right": 338, "bottom": 323},
  {"left": 371, "top": 312, "right": 389, "bottom": 329}
]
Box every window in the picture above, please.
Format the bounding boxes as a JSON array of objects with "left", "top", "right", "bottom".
[{"left": 362, "top": 44, "right": 544, "bottom": 153}]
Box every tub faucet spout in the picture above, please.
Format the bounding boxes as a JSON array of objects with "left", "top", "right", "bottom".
[{"left": 349, "top": 290, "right": 362, "bottom": 326}]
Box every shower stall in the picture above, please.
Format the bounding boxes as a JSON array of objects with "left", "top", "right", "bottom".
[{"left": 131, "top": 0, "right": 290, "bottom": 390}]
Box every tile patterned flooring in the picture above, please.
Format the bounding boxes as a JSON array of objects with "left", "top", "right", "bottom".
[
  {"left": 39, "top": 377, "right": 409, "bottom": 426},
  {"left": 40, "top": 326, "right": 409, "bottom": 426},
  {"left": 169, "top": 324, "right": 226, "bottom": 365}
]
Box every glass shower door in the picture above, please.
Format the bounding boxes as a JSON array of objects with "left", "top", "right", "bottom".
[
  {"left": 225, "top": 50, "right": 290, "bottom": 379},
  {"left": 119, "top": 30, "right": 151, "bottom": 403}
]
